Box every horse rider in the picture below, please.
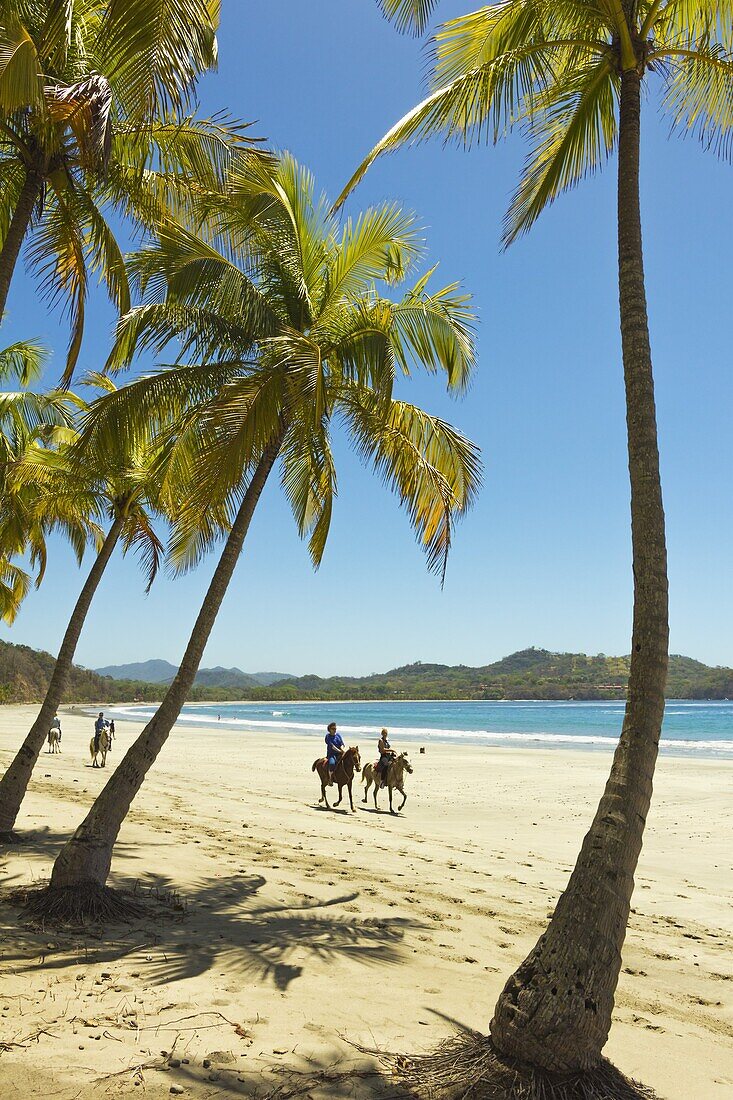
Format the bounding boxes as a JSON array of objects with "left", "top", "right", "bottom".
[
  {"left": 49, "top": 713, "right": 62, "bottom": 750},
  {"left": 325, "top": 722, "right": 345, "bottom": 784},
  {"left": 377, "top": 728, "right": 396, "bottom": 789},
  {"left": 94, "top": 712, "right": 106, "bottom": 754}
]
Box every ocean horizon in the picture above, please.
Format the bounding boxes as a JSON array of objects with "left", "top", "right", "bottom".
[{"left": 106, "top": 698, "right": 733, "bottom": 758}]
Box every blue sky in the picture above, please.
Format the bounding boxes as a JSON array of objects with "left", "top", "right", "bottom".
[{"left": 2, "top": 1, "right": 732, "bottom": 676}]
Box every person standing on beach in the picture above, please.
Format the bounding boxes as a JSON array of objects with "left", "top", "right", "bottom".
[
  {"left": 325, "top": 722, "right": 345, "bottom": 783},
  {"left": 108, "top": 720, "right": 115, "bottom": 751}
]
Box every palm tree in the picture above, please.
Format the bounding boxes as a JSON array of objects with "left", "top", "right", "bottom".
[
  {"left": 0, "top": 1, "right": 259, "bottom": 378},
  {"left": 335, "top": 1, "right": 733, "bottom": 1093},
  {"left": 0, "top": 374, "right": 167, "bottom": 839},
  {"left": 27, "top": 153, "right": 481, "bottom": 921}
]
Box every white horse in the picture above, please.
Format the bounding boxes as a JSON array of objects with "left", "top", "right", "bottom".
[
  {"left": 47, "top": 728, "right": 61, "bottom": 753},
  {"left": 89, "top": 726, "right": 110, "bottom": 768}
]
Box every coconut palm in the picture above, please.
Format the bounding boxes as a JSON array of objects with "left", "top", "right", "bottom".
[
  {"left": 0, "top": 339, "right": 82, "bottom": 620},
  {"left": 26, "top": 153, "right": 481, "bottom": 920},
  {"left": 336, "top": 0, "right": 733, "bottom": 1092},
  {"left": 0, "top": 373, "right": 169, "bottom": 838},
  {"left": 0, "top": 1, "right": 259, "bottom": 378}
]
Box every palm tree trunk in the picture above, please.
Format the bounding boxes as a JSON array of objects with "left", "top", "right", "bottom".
[
  {"left": 488, "top": 68, "right": 669, "bottom": 1074},
  {"left": 46, "top": 434, "right": 283, "bottom": 893},
  {"left": 0, "top": 166, "right": 44, "bottom": 322},
  {"left": 0, "top": 514, "right": 126, "bottom": 837}
]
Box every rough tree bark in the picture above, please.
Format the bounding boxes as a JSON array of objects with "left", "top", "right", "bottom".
[
  {"left": 0, "top": 514, "right": 126, "bottom": 837},
  {"left": 0, "top": 165, "right": 44, "bottom": 322},
  {"left": 45, "top": 435, "right": 283, "bottom": 892},
  {"left": 488, "top": 67, "right": 669, "bottom": 1073}
]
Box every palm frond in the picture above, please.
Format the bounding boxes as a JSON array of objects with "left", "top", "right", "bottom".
[
  {"left": 389, "top": 271, "right": 476, "bottom": 390},
  {"left": 120, "top": 504, "right": 164, "bottom": 592},
  {"left": 654, "top": 2, "right": 733, "bottom": 55},
  {"left": 94, "top": 0, "right": 219, "bottom": 118},
  {"left": 378, "top": 0, "right": 441, "bottom": 35},
  {"left": 0, "top": 556, "right": 31, "bottom": 624},
  {"left": 40, "top": 0, "right": 74, "bottom": 72},
  {"left": 661, "top": 41, "right": 733, "bottom": 159},
  {"left": 0, "top": 12, "right": 44, "bottom": 113},
  {"left": 26, "top": 182, "right": 87, "bottom": 382},
  {"left": 280, "top": 420, "right": 337, "bottom": 568},
  {"left": 505, "top": 55, "right": 617, "bottom": 242},
  {"left": 338, "top": 385, "right": 482, "bottom": 582},
  {"left": 319, "top": 202, "right": 423, "bottom": 320},
  {"left": 0, "top": 339, "right": 48, "bottom": 385}
]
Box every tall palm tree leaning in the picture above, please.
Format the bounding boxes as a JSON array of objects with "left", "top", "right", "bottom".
[
  {"left": 336, "top": 1, "right": 733, "bottom": 1095},
  {"left": 26, "top": 153, "right": 481, "bottom": 922},
  {"left": 0, "top": 0, "right": 257, "bottom": 378},
  {"left": 0, "top": 374, "right": 167, "bottom": 841}
]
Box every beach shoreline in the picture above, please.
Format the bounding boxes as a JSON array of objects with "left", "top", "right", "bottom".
[
  {"left": 88, "top": 698, "right": 733, "bottom": 761},
  {"left": 0, "top": 704, "right": 731, "bottom": 1098}
]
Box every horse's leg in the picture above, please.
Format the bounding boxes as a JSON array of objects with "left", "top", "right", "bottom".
[
  {"left": 399, "top": 787, "right": 407, "bottom": 811},
  {"left": 334, "top": 781, "right": 343, "bottom": 807},
  {"left": 389, "top": 786, "right": 396, "bottom": 814},
  {"left": 373, "top": 782, "right": 379, "bottom": 808},
  {"left": 362, "top": 775, "right": 369, "bottom": 803},
  {"left": 320, "top": 778, "right": 330, "bottom": 808}
]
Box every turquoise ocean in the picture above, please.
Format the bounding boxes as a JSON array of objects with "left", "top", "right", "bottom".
[{"left": 108, "top": 699, "right": 733, "bottom": 758}]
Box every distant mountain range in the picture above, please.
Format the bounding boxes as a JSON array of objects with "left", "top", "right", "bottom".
[
  {"left": 2, "top": 641, "right": 733, "bottom": 705},
  {"left": 93, "top": 660, "right": 292, "bottom": 689}
]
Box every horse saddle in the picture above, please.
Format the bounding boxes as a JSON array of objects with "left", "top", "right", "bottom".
[{"left": 317, "top": 757, "right": 336, "bottom": 784}]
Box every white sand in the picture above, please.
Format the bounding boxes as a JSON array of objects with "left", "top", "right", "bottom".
[{"left": 0, "top": 704, "right": 731, "bottom": 1098}]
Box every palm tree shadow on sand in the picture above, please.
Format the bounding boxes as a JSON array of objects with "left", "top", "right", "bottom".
[
  {"left": 0, "top": 870, "right": 425, "bottom": 993},
  {"left": 0, "top": 824, "right": 152, "bottom": 860}
]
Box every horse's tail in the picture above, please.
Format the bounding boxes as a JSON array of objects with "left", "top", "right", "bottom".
[{"left": 311, "top": 760, "right": 319, "bottom": 772}]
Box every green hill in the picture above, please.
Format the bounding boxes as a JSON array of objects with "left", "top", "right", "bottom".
[
  {"left": 235, "top": 648, "right": 733, "bottom": 701},
  {"left": 2, "top": 640, "right": 733, "bottom": 705},
  {"left": 0, "top": 640, "right": 162, "bottom": 704}
]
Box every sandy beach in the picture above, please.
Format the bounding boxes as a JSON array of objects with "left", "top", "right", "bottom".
[{"left": 0, "top": 705, "right": 731, "bottom": 1099}]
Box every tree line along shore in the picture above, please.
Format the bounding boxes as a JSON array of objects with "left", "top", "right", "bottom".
[{"left": 2, "top": 641, "right": 732, "bottom": 705}]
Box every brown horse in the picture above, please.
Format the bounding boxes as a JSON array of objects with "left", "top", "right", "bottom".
[
  {"left": 312, "top": 746, "right": 361, "bottom": 811},
  {"left": 362, "top": 751, "right": 413, "bottom": 813}
]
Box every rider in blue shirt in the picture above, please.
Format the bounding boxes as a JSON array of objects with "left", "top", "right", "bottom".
[
  {"left": 94, "top": 712, "right": 106, "bottom": 753},
  {"left": 325, "top": 722, "right": 345, "bottom": 782}
]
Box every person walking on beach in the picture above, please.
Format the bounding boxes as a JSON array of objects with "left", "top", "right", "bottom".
[
  {"left": 325, "top": 722, "right": 345, "bottom": 784},
  {"left": 108, "top": 719, "right": 115, "bottom": 751},
  {"left": 377, "top": 728, "right": 396, "bottom": 789},
  {"left": 94, "top": 712, "right": 106, "bottom": 754}
]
